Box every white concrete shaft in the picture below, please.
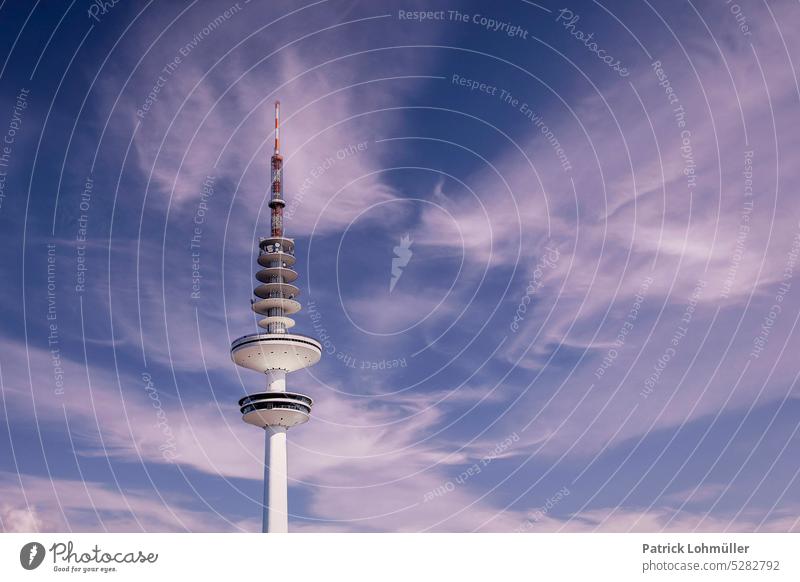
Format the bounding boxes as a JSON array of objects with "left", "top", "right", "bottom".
[
  {"left": 265, "top": 369, "right": 286, "bottom": 392},
  {"left": 263, "top": 426, "right": 288, "bottom": 533}
]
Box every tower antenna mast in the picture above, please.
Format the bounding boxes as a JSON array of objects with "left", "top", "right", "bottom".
[{"left": 270, "top": 100, "right": 284, "bottom": 238}]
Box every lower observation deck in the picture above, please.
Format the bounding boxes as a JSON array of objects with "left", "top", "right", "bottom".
[
  {"left": 230, "top": 333, "right": 322, "bottom": 373},
  {"left": 239, "top": 391, "right": 313, "bottom": 428}
]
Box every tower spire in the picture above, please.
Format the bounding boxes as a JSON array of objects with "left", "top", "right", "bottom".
[
  {"left": 269, "top": 100, "right": 285, "bottom": 238},
  {"left": 274, "top": 100, "right": 280, "bottom": 154}
]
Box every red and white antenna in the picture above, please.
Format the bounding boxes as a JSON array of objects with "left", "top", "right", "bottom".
[
  {"left": 274, "top": 100, "right": 280, "bottom": 154},
  {"left": 269, "top": 100, "right": 284, "bottom": 238}
]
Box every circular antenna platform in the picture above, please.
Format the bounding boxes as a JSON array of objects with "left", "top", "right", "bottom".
[
  {"left": 254, "top": 282, "right": 300, "bottom": 299},
  {"left": 251, "top": 297, "right": 301, "bottom": 316},
  {"left": 257, "top": 251, "right": 296, "bottom": 267},
  {"left": 256, "top": 266, "right": 298, "bottom": 283}
]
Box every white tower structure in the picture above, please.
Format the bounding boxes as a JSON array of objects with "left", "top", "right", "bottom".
[{"left": 230, "top": 101, "right": 321, "bottom": 533}]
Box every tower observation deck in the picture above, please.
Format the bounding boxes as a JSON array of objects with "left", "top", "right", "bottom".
[{"left": 230, "top": 101, "right": 321, "bottom": 533}]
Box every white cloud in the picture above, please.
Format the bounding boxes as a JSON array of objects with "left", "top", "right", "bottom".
[{"left": 0, "top": 471, "right": 239, "bottom": 532}]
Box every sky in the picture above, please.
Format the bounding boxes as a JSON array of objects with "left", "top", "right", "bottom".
[{"left": 0, "top": 0, "right": 799, "bottom": 532}]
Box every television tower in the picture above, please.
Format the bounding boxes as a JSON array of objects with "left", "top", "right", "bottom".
[{"left": 230, "top": 101, "right": 321, "bottom": 533}]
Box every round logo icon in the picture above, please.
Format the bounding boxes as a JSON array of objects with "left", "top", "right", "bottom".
[{"left": 20, "top": 542, "right": 46, "bottom": 570}]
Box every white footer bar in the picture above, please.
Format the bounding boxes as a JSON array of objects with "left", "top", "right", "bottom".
[{"left": 1, "top": 533, "right": 797, "bottom": 581}]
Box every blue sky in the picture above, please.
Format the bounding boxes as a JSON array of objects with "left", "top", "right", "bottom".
[{"left": 1, "top": 0, "right": 799, "bottom": 532}]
